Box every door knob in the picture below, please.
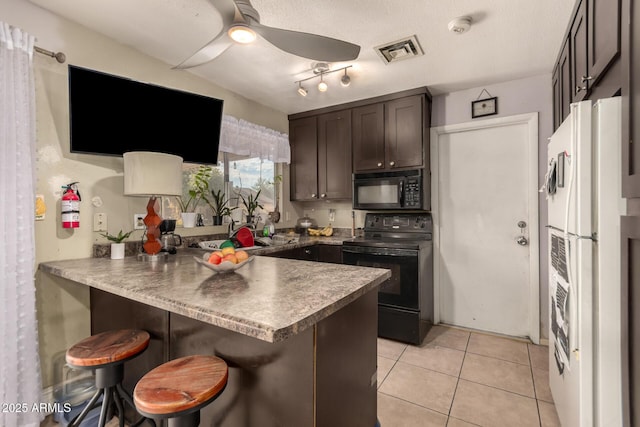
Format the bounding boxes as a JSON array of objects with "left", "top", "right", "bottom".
[{"left": 516, "top": 236, "right": 528, "bottom": 246}]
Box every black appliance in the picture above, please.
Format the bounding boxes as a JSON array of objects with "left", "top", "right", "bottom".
[
  {"left": 342, "top": 213, "right": 433, "bottom": 345},
  {"left": 352, "top": 169, "right": 427, "bottom": 211},
  {"left": 68, "top": 65, "right": 224, "bottom": 165}
]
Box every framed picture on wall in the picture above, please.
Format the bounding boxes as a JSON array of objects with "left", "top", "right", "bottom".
[{"left": 471, "top": 97, "right": 498, "bottom": 118}]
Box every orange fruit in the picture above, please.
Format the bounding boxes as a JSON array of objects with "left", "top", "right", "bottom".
[
  {"left": 222, "top": 253, "right": 238, "bottom": 264},
  {"left": 213, "top": 250, "right": 224, "bottom": 258},
  {"left": 235, "top": 250, "right": 249, "bottom": 262},
  {"left": 221, "top": 247, "right": 236, "bottom": 256},
  {"left": 208, "top": 253, "right": 222, "bottom": 265}
]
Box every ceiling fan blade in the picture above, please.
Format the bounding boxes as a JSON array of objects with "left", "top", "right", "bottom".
[
  {"left": 173, "top": 32, "right": 233, "bottom": 69},
  {"left": 173, "top": 0, "right": 241, "bottom": 69},
  {"left": 252, "top": 24, "right": 360, "bottom": 62}
]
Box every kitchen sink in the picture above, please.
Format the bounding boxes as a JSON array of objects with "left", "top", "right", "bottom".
[{"left": 198, "top": 240, "right": 261, "bottom": 251}]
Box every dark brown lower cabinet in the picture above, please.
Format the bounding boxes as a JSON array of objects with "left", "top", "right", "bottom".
[
  {"left": 265, "top": 244, "right": 342, "bottom": 263},
  {"left": 622, "top": 215, "right": 640, "bottom": 426}
]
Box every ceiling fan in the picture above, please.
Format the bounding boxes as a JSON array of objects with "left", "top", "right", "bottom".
[{"left": 174, "top": 0, "right": 361, "bottom": 69}]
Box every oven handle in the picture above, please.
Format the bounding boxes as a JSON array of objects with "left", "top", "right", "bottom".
[{"left": 342, "top": 246, "right": 417, "bottom": 257}]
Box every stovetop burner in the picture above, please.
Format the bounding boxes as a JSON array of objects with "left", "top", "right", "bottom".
[{"left": 344, "top": 212, "right": 432, "bottom": 249}]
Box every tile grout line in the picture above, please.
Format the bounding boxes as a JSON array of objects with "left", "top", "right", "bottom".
[
  {"left": 446, "top": 331, "right": 472, "bottom": 420},
  {"left": 528, "top": 343, "right": 544, "bottom": 427}
]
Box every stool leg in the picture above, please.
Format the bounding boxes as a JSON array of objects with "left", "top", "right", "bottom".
[
  {"left": 115, "top": 383, "right": 156, "bottom": 427},
  {"left": 111, "top": 387, "right": 125, "bottom": 427},
  {"left": 69, "top": 388, "right": 103, "bottom": 427},
  {"left": 98, "top": 386, "right": 113, "bottom": 427},
  {"left": 167, "top": 411, "right": 199, "bottom": 427}
]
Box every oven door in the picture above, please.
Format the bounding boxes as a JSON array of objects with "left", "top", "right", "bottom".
[{"left": 342, "top": 245, "right": 419, "bottom": 310}]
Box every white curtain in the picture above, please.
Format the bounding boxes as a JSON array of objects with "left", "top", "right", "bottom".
[
  {"left": 0, "top": 23, "right": 43, "bottom": 427},
  {"left": 219, "top": 114, "right": 291, "bottom": 163}
]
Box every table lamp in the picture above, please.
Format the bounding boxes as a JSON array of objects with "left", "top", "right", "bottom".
[{"left": 124, "top": 151, "right": 183, "bottom": 260}]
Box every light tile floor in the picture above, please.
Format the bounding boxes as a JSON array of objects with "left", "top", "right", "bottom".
[{"left": 377, "top": 325, "right": 562, "bottom": 427}]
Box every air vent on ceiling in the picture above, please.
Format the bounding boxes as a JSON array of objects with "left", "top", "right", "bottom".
[{"left": 374, "top": 35, "right": 424, "bottom": 64}]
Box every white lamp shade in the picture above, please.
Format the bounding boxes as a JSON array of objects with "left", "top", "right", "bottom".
[{"left": 123, "top": 151, "right": 183, "bottom": 196}]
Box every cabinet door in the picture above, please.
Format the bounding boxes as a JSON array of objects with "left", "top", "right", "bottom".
[
  {"left": 552, "top": 65, "right": 562, "bottom": 131},
  {"left": 352, "top": 103, "right": 385, "bottom": 172},
  {"left": 290, "top": 117, "right": 318, "bottom": 201},
  {"left": 385, "top": 95, "right": 424, "bottom": 170},
  {"left": 318, "top": 245, "right": 342, "bottom": 264},
  {"left": 571, "top": 0, "right": 589, "bottom": 101},
  {"left": 621, "top": 215, "right": 640, "bottom": 426},
  {"left": 318, "top": 111, "right": 352, "bottom": 200},
  {"left": 559, "top": 38, "right": 572, "bottom": 123},
  {"left": 589, "top": 0, "right": 621, "bottom": 85}
]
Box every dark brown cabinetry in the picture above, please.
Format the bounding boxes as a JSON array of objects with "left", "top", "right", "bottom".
[
  {"left": 552, "top": 0, "right": 621, "bottom": 130},
  {"left": 289, "top": 111, "right": 352, "bottom": 201},
  {"left": 353, "top": 95, "right": 427, "bottom": 172},
  {"left": 289, "top": 87, "right": 432, "bottom": 201},
  {"left": 265, "top": 244, "right": 342, "bottom": 263}
]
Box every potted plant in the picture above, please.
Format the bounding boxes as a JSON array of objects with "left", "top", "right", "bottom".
[
  {"left": 239, "top": 189, "right": 264, "bottom": 223},
  {"left": 208, "top": 189, "right": 237, "bottom": 225},
  {"left": 101, "top": 229, "right": 134, "bottom": 259},
  {"left": 176, "top": 165, "right": 212, "bottom": 228}
]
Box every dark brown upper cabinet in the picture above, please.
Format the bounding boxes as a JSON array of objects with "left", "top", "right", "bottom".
[
  {"left": 571, "top": 0, "right": 589, "bottom": 102},
  {"left": 353, "top": 95, "right": 427, "bottom": 172},
  {"left": 621, "top": 0, "right": 640, "bottom": 198},
  {"left": 289, "top": 110, "right": 352, "bottom": 202},
  {"left": 552, "top": 0, "right": 621, "bottom": 130},
  {"left": 289, "top": 116, "right": 318, "bottom": 202}
]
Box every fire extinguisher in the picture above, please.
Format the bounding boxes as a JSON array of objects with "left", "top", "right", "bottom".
[{"left": 61, "top": 182, "right": 81, "bottom": 228}]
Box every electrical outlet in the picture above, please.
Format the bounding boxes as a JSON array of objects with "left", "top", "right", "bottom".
[
  {"left": 93, "top": 213, "right": 107, "bottom": 232},
  {"left": 328, "top": 209, "right": 336, "bottom": 222},
  {"left": 134, "top": 214, "right": 146, "bottom": 230}
]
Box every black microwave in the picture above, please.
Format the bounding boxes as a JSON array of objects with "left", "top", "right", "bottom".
[{"left": 352, "top": 169, "right": 428, "bottom": 210}]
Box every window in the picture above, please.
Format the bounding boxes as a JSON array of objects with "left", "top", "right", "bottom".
[{"left": 162, "top": 154, "right": 276, "bottom": 226}]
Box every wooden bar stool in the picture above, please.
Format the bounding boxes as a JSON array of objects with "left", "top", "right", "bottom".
[
  {"left": 66, "top": 329, "right": 153, "bottom": 427},
  {"left": 133, "top": 355, "right": 229, "bottom": 427}
]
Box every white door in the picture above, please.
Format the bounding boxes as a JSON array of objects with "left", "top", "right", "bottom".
[{"left": 431, "top": 113, "right": 539, "bottom": 341}]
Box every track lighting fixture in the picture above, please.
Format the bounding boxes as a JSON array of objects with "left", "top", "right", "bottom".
[
  {"left": 297, "top": 82, "right": 308, "bottom": 97},
  {"left": 294, "top": 65, "right": 353, "bottom": 97},
  {"left": 340, "top": 68, "right": 351, "bottom": 87},
  {"left": 318, "top": 73, "right": 328, "bottom": 92}
]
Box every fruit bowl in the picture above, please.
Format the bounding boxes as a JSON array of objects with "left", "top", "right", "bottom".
[{"left": 194, "top": 252, "right": 254, "bottom": 273}]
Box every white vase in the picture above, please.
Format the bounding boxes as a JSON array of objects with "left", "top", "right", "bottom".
[
  {"left": 111, "top": 243, "right": 125, "bottom": 260},
  {"left": 181, "top": 212, "right": 197, "bottom": 228}
]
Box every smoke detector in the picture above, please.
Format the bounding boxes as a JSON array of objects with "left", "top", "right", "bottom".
[
  {"left": 448, "top": 16, "right": 472, "bottom": 34},
  {"left": 374, "top": 35, "right": 424, "bottom": 65}
]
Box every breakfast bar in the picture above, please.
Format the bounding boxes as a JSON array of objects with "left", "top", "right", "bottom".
[{"left": 39, "top": 251, "right": 390, "bottom": 426}]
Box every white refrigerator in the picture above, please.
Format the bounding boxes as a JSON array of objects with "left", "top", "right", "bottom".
[{"left": 546, "top": 97, "right": 625, "bottom": 427}]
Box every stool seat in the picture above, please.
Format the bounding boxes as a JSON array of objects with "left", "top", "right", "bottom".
[
  {"left": 66, "top": 329, "right": 150, "bottom": 367},
  {"left": 134, "top": 355, "right": 228, "bottom": 417}
]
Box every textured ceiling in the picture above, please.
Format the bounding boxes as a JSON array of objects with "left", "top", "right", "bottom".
[{"left": 29, "top": 0, "right": 576, "bottom": 115}]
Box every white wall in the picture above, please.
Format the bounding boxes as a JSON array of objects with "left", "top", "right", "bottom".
[
  {"left": 2, "top": 0, "right": 292, "bottom": 386},
  {"left": 432, "top": 74, "right": 553, "bottom": 340}
]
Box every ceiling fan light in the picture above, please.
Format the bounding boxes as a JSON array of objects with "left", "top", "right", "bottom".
[
  {"left": 318, "top": 81, "right": 328, "bottom": 92},
  {"left": 228, "top": 24, "right": 256, "bottom": 44}
]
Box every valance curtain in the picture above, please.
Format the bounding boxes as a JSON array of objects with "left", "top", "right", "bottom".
[
  {"left": 219, "top": 114, "right": 290, "bottom": 164},
  {"left": 0, "top": 22, "right": 42, "bottom": 427}
]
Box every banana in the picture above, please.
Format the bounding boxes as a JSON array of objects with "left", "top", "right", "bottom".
[{"left": 308, "top": 225, "right": 333, "bottom": 237}]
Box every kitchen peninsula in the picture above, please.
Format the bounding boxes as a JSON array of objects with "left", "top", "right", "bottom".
[{"left": 39, "top": 251, "right": 390, "bottom": 427}]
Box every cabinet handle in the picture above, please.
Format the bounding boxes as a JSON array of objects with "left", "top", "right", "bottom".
[
  {"left": 581, "top": 75, "right": 593, "bottom": 82},
  {"left": 389, "top": 161, "right": 395, "bottom": 167},
  {"left": 311, "top": 193, "right": 317, "bottom": 198},
  {"left": 377, "top": 162, "right": 383, "bottom": 168},
  {"left": 575, "top": 85, "right": 587, "bottom": 93},
  {"left": 320, "top": 193, "right": 326, "bottom": 198}
]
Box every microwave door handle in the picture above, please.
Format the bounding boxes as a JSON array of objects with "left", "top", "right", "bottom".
[{"left": 399, "top": 180, "right": 405, "bottom": 206}]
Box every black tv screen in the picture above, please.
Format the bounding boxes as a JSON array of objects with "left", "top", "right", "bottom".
[{"left": 68, "top": 65, "right": 223, "bottom": 165}]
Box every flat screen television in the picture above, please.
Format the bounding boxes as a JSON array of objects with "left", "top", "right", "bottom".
[{"left": 68, "top": 65, "right": 224, "bottom": 165}]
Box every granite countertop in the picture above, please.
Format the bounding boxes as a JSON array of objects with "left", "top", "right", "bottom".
[{"left": 39, "top": 250, "right": 389, "bottom": 343}]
